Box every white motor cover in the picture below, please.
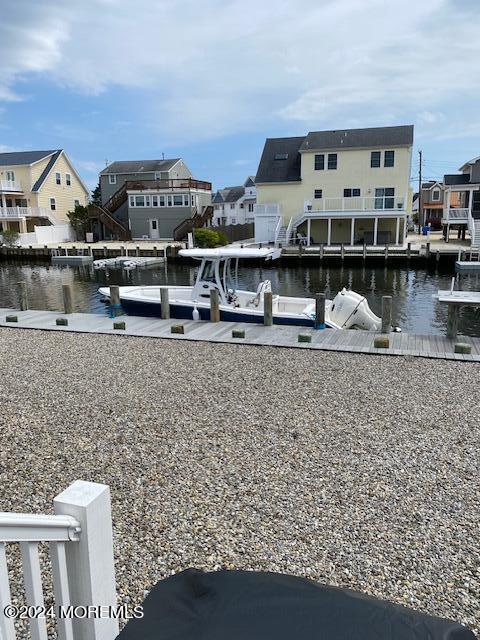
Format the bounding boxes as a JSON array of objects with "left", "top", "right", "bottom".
[{"left": 329, "top": 288, "right": 381, "bottom": 330}]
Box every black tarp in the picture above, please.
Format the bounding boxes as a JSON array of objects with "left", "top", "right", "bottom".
[{"left": 118, "top": 569, "right": 476, "bottom": 640}]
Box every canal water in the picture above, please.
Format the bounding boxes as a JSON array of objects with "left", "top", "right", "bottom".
[{"left": 0, "top": 260, "right": 479, "bottom": 337}]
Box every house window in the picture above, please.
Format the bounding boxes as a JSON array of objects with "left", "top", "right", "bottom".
[
  {"left": 314, "top": 189, "right": 323, "bottom": 199},
  {"left": 184, "top": 195, "right": 189, "bottom": 206},
  {"left": 6, "top": 170, "right": 15, "bottom": 182},
  {"left": 109, "top": 174, "right": 117, "bottom": 184},
  {"left": 344, "top": 188, "right": 361, "bottom": 197},
  {"left": 74, "top": 199, "right": 80, "bottom": 207},
  {"left": 134, "top": 195, "right": 145, "bottom": 207},
  {"left": 314, "top": 154, "right": 325, "bottom": 170},
  {"left": 327, "top": 153, "right": 337, "bottom": 170},
  {"left": 154, "top": 172, "right": 161, "bottom": 180},
  {"left": 50, "top": 198, "right": 56, "bottom": 211},
  {"left": 145, "top": 196, "right": 151, "bottom": 207},
  {"left": 274, "top": 153, "right": 288, "bottom": 160},
  {"left": 432, "top": 189, "right": 440, "bottom": 201},
  {"left": 167, "top": 196, "right": 173, "bottom": 207},
  {"left": 384, "top": 150, "right": 395, "bottom": 167},
  {"left": 55, "top": 172, "right": 61, "bottom": 185},
  {"left": 231, "top": 218, "right": 236, "bottom": 224},
  {"left": 129, "top": 195, "right": 135, "bottom": 207},
  {"left": 151, "top": 219, "right": 157, "bottom": 230},
  {"left": 159, "top": 195, "right": 165, "bottom": 206},
  {"left": 152, "top": 195, "right": 158, "bottom": 206},
  {"left": 248, "top": 203, "right": 254, "bottom": 212},
  {"left": 65, "top": 173, "right": 71, "bottom": 186},
  {"left": 371, "top": 151, "right": 381, "bottom": 168},
  {"left": 375, "top": 187, "right": 395, "bottom": 209},
  {"left": 230, "top": 203, "right": 235, "bottom": 209},
  {"left": 173, "top": 195, "right": 183, "bottom": 206}
]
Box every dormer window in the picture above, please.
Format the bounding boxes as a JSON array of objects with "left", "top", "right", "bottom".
[
  {"left": 274, "top": 153, "right": 288, "bottom": 160},
  {"left": 432, "top": 189, "right": 440, "bottom": 201}
]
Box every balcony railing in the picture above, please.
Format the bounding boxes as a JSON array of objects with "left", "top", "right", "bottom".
[
  {"left": 442, "top": 208, "right": 469, "bottom": 222},
  {"left": 0, "top": 207, "right": 50, "bottom": 218},
  {"left": 305, "top": 196, "right": 406, "bottom": 213},
  {"left": 0, "top": 180, "right": 23, "bottom": 192},
  {"left": 125, "top": 178, "right": 212, "bottom": 192}
]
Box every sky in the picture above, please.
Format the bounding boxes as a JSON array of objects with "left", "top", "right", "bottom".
[{"left": 1, "top": 0, "right": 479, "bottom": 193}]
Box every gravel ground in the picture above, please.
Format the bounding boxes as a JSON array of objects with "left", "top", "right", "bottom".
[{"left": 0, "top": 327, "right": 478, "bottom": 634}]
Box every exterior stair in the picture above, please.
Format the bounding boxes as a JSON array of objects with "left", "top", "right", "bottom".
[
  {"left": 88, "top": 204, "right": 131, "bottom": 241},
  {"left": 276, "top": 225, "right": 288, "bottom": 244},
  {"left": 472, "top": 218, "right": 480, "bottom": 248},
  {"left": 173, "top": 205, "right": 214, "bottom": 241}
]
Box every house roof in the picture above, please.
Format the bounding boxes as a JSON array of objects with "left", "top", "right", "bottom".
[
  {"left": 422, "top": 181, "right": 443, "bottom": 190},
  {"left": 31, "top": 150, "right": 63, "bottom": 192},
  {"left": 244, "top": 176, "right": 255, "bottom": 188},
  {"left": 459, "top": 156, "right": 480, "bottom": 172},
  {"left": 299, "top": 125, "right": 414, "bottom": 152},
  {"left": 212, "top": 185, "right": 245, "bottom": 203},
  {"left": 100, "top": 159, "right": 180, "bottom": 175},
  {"left": 0, "top": 149, "right": 58, "bottom": 167},
  {"left": 255, "top": 137, "right": 304, "bottom": 184}
]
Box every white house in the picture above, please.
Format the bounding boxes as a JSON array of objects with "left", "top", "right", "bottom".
[{"left": 212, "top": 177, "right": 256, "bottom": 226}]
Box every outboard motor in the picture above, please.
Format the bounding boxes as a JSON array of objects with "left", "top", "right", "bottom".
[{"left": 329, "top": 288, "right": 382, "bottom": 330}]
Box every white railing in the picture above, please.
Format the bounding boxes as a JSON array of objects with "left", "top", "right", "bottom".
[
  {"left": 0, "top": 481, "right": 118, "bottom": 640},
  {"left": 0, "top": 207, "right": 50, "bottom": 218},
  {"left": 444, "top": 208, "right": 469, "bottom": 221},
  {"left": 305, "top": 196, "right": 405, "bottom": 212},
  {"left": 273, "top": 216, "right": 282, "bottom": 243},
  {"left": 254, "top": 203, "right": 281, "bottom": 216},
  {"left": 0, "top": 180, "right": 22, "bottom": 192},
  {"left": 285, "top": 216, "right": 294, "bottom": 244}
]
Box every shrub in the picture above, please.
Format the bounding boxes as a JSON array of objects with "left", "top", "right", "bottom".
[
  {"left": 0, "top": 228, "right": 20, "bottom": 247},
  {"left": 194, "top": 228, "right": 229, "bottom": 248}
]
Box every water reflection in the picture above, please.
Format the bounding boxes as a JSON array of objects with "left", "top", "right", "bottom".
[{"left": 0, "top": 260, "right": 479, "bottom": 337}]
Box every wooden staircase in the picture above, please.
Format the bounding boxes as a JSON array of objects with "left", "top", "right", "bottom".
[
  {"left": 88, "top": 204, "right": 131, "bottom": 241},
  {"left": 173, "top": 205, "right": 214, "bottom": 241}
]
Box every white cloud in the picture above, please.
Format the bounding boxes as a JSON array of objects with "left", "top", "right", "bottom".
[{"left": 1, "top": 0, "right": 480, "bottom": 142}]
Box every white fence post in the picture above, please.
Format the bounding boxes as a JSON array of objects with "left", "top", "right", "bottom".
[{"left": 54, "top": 481, "right": 118, "bottom": 640}]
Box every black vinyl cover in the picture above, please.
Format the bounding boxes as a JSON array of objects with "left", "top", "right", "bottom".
[{"left": 118, "top": 568, "right": 476, "bottom": 640}]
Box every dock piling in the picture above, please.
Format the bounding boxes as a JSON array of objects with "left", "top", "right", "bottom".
[
  {"left": 314, "top": 293, "right": 326, "bottom": 329},
  {"left": 446, "top": 305, "right": 459, "bottom": 339},
  {"left": 210, "top": 289, "right": 220, "bottom": 322},
  {"left": 426, "top": 242, "right": 431, "bottom": 259},
  {"left": 263, "top": 291, "right": 273, "bottom": 326},
  {"left": 17, "top": 281, "right": 28, "bottom": 311},
  {"left": 319, "top": 244, "right": 324, "bottom": 260},
  {"left": 341, "top": 243, "right": 345, "bottom": 261},
  {"left": 381, "top": 295, "right": 392, "bottom": 333},
  {"left": 109, "top": 285, "right": 122, "bottom": 318},
  {"left": 160, "top": 288, "right": 170, "bottom": 320},
  {"left": 384, "top": 244, "right": 389, "bottom": 260},
  {"left": 363, "top": 242, "right": 367, "bottom": 261},
  {"left": 62, "top": 284, "right": 73, "bottom": 314}
]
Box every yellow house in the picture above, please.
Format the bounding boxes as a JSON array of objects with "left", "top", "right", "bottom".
[
  {"left": 254, "top": 125, "right": 414, "bottom": 246},
  {"left": 0, "top": 150, "right": 89, "bottom": 234}
]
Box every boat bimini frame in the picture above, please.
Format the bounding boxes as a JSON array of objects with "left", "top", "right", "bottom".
[{"left": 183, "top": 247, "right": 280, "bottom": 307}]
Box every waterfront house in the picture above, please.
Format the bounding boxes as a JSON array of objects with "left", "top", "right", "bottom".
[
  {"left": 212, "top": 177, "right": 256, "bottom": 226},
  {"left": 413, "top": 181, "right": 445, "bottom": 230},
  {"left": 254, "top": 125, "right": 414, "bottom": 246},
  {"left": 443, "top": 158, "right": 480, "bottom": 246},
  {"left": 0, "top": 149, "right": 88, "bottom": 236},
  {"left": 96, "top": 158, "right": 212, "bottom": 241}
]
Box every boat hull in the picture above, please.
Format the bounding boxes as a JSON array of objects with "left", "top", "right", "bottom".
[{"left": 120, "top": 297, "right": 316, "bottom": 327}]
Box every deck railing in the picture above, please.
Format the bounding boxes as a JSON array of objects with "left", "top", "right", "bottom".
[
  {"left": 443, "top": 207, "right": 469, "bottom": 221},
  {"left": 0, "top": 207, "right": 50, "bottom": 218},
  {"left": 0, "top": 180, "right": 22, "bottom": 192},
  {"left": 305, "top": 196, "right": 406, "bottom": 212},
  {"left": 0, "top": 481, "right": 118, "bottom": 640}
]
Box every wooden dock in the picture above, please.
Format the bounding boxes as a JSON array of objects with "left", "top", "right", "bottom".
[{"left": 1, "top": 308, "right": 479, "bottom": 362}]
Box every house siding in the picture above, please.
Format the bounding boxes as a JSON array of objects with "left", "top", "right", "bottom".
[
  {"left": 36, "top": 153, "right": 89, "bottom": 221},
  {"left": 129, "top": 206, "right": 192, "bottom": 239}
]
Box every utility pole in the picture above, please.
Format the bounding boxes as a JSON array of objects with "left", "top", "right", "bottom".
[{"left": 418, "top": 150, "right": 423, "bottom": 232}]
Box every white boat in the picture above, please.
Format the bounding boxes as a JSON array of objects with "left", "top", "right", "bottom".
[{"left": 99, "top": 247, "right": 383, "bottom": 329}]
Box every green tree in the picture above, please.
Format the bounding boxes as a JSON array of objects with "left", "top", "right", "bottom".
[
  {"left": 91, "top": 181, "right": 102, "bottom": 206},
  {"left": 67, "top": 204, "right": 90, "bottom": 241},
  {"left": 0, "top": 228, "right": 20, "bottom": 247}
]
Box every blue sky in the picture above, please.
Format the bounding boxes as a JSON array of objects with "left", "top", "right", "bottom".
[{"left": 1, "top": 0, "right": 479, "bottom": 193}]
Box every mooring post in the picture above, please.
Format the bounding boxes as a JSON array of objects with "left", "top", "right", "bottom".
[
  {"left": 136, "top": 245, "right": 140, "bottom": 257},
  {"left": 436, "top": 250, "right": 440, "bottom": 264},
  {"left": 264, "top": 291, "right": 273, "bottom": 326},
  {"left": 210, "top": 289, "right": 220, "bottom": 322},
  {"left": 103, "top": 245, "right": 107, "bottom": 257},
  {"left": 385, "top": 244, "right": 389, "bottom": 260},
  {"left": 426, "top": 242, "right": 431, "bottom": 259},
  {"left": 341, "top": 243, "right": 345, "bottom": 261},
  {"left": 62, "top": 284, "right": 73, "bottom": 314},
  {"left": 17, "top": 281, "right": 28, "bottom": 311},
  {"left": 446, "top": 305, "right": 459, "bottom": 340},
  {"left": 109, "top": 285, "right": 121, "bottom": 318},
  {"left": 381, "top": 295, "right": 392, "bottom": 333},
  {"left": 363, "top": 241, "right": 367, "bottom": 261},
  {"left": 407, "top": 242, "right": 411, "bottom": 259},
  {"left": 319, "top": 244, "right": 324, "bottom": 260},
  {"left": 160, "top": 288, "right": 170, "bottom": 320},
  {"left": 314, "top": 292, "right": 326, "bottom": 329}
]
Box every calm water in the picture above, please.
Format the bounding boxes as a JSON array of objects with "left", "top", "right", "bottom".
[{"left": 1, "top": 260, "right": 480, "bottom": 336}]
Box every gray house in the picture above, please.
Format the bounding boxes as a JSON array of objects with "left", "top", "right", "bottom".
[{"left": 95, "top": 158, "right": 212, "bottom": 240}]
